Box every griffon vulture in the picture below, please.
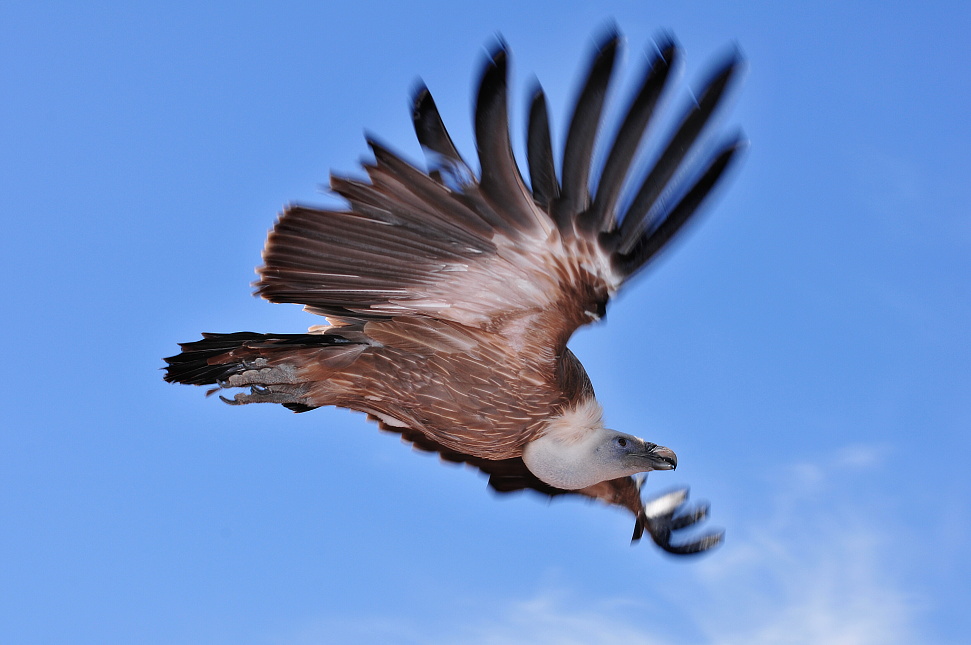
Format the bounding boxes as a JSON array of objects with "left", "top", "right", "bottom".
[{"left": 164, "top": 28, "right": 743, "bottom": 554}]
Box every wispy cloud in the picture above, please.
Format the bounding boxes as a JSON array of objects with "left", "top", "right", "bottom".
[
  {"left": 683, "top": 442, "right": 918, "bottom": 645},
  {"left": 456, "top": 594, "right": 675, "bottom": 645},
  {"left": 276, "top": 443, "right": 920, "bottom": 645},
  {"left": 690, "top": 508, "right": 916, "bottom": 645}
]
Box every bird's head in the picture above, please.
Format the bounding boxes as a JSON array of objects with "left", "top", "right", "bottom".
[
  {"left": 594, "top": 429, "right": 678, "bottom": 476},
  {"left": 522, "top": 399, "right": 677, "bottom": 490}
]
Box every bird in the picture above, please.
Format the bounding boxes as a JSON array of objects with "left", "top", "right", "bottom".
[{"left": 164, "top": 28, "right": 744, "bottom": 555}]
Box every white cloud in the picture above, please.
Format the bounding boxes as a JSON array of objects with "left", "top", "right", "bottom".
[
  {"left": 456, "top": 594, "right": 674, "bottom": 645},
  {"left": 835, "top": 443, "right": 891, "bottom": 469},
  {"left": 690, "top": 516, "right": 916, "bottom": 645},
  {"left": 488, "top": 444, "right": 917, "bottom": 645},
  {"left": 451, "top": 528, "right": 917, "bottom": 645},
  {"left": 275, "top": 444, "right": 920, "bottom": 645},
  {"left": 687, "top": 443, "right": 917, "bottom": 645}
]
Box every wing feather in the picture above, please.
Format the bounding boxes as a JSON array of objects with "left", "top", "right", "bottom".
[
  {"left": 474, "top": 45, "right": 554, "bottom": 235},
  {"left": 614, "top": 50, "right": 742, "bottom": 253},
  {"left": 614, "top": 137, "right": 744, "bottom": 277},
  {"left": 411, "top": 84, "right": 470, "bottom": 174},
  {"left": 554, "top": 30, "right": 620, "bottom": 229},
  {"left": 579, "top": 37, "right": 677, "bottom": 234},
  {"left": 526, "top": 86, "right": 558, "bottom": 209},
  {"left": 255, "top": 32, "right": 742, "bottom": 346}
]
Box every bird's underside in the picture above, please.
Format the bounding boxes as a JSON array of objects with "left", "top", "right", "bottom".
[{"left": 164, "top": 28, "right": 742, "bottom": 555}]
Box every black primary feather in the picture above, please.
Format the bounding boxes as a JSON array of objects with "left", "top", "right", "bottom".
[
  {"left": 580, "top": 38, "right": 678, "bottom": 234},
  {"left": 474, "top": 45, "right": 542, "bottom": 233},
  {"left": 554, "top": 30, "right": 621, "bottom": 230},
  {"left": 615, "top": 50, "right": 742, "bottom": 253},
  {"left": 526, "top": 85, "right": 558, "bottom": 209}
]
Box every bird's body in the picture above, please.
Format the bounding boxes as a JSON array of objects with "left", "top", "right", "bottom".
[
  {"left": 165, "top": 29, "right": 742, "bottom": 554},
  {"left": 284, "top": 316, "right": 573, "bottom": 460}
]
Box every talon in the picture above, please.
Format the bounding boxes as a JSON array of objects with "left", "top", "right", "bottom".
[
  {"left": 219, "top": 395, "right": 240, "bottom": 405},
  {"left": 643, "top": 488, "right": 689, "bottom": 520},
  {"left": 251, "top": 384, "right": 270, "bottom": 395},
  {"left": 670, "top": 503, "right": 710, "bottom": 531},
  {"left": 217, "top": 378, "right": 231, "bottom": 388},
  {"left": 635, "top": 486, "right": 724, "bottom": 555},
  {"left": 666, "top": 530, "right": 724, "bottom": 555},
  {"left": 631, "top": 512, "right": 647, "bottom": 543}
]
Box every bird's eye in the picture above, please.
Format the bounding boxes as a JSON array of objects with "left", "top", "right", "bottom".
[{"left": 616, "top": 437, "right": 628, "bottom": 448}]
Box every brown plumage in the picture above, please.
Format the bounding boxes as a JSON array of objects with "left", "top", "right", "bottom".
[{"left": 164, "top": 29, "right": 743, "bottom": 554}]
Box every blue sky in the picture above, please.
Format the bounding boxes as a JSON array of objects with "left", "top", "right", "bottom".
[{"left": 2, "top": 2, "right": 970, "bottom": 643}]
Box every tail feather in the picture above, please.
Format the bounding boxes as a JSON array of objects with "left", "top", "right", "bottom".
[
  {"left": 163, "top": 332, "right": 356, "bottom": 385},
  {"left": 163, "top": 332, "right": 367, "bottom": 412}
]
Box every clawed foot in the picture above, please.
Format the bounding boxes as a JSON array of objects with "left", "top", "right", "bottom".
[
  {"left": 217, "top": 383, "right": 310, "bottom": 406},
  {"left": 202, "top": 363, "right": 308, "bottom": 407},
  {"left": 634, "top": 486, "right": 724, "bottom": 555}
]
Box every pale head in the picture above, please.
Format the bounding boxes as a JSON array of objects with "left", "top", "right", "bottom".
[{"left": 522, "top": 398, "right": 677, "bottom": 490}]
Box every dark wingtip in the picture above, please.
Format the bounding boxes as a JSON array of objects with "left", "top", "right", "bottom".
[
  {"left": 717, "top": 132, "right": 749, "bottom": 171},
  {"left": 726, "top": 129, "right": 750, "bottom": 155},
  {"left": 653, "top": 30, "right": 677, "bottom": 57},
  {"left": 527, "top": 75, "right": 544, "bottom": 105},
  {"left": 697, "top": 45, "right": 746, "bottom": 107},
  {"left": 485, "top": 36, "right": 509, "bottom": 68},
  {"left": 477, "top": 39, "right": 509, "bottom": 114},
  {"left": 410, "top": 78, "right": 470, "bottom": 176},
  {"left": 579, "top": 33, "right": 684, "bottom": 235},
  {"left": 526, "top": 79, "right": 559, "bottom": 208},
  {"left": 475, "top": 39, "right": 510, "bottom": 120},
  {"left": 592, "top": 28, "right": 621, "bottom": 72},
  {"left": 363, "top": 132, "right": 393, "bottom": 160},
  {"left": 361, "top": 129, "right": 382, "bottom": 152},
  {"left": 557, "top": 28, "right": 624, "bottom": 224},
  {"left": 592, "top": 19, "right": 621, "bottom": 46},
  {"left": 655, "top": 36, "right": 679, "bottom": 71},
  {"left": 410, "top": 80, "right": 431, "bottom": 115},
  {"left": 613, "top": 133, "right": 746, "bottom": 279},
  {"left": 593, "top": 22, "right": 622, "bottom": 55}
]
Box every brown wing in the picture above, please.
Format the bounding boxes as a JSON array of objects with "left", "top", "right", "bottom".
[{"left": 255, "top": 31, "right": 744, "bottom": 355}]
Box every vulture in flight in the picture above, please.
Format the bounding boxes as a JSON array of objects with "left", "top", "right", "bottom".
[{"left": 165, "top": 29, "right": 743, "bottom": 555}]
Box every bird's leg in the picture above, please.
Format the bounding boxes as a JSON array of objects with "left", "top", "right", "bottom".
[
  {"left": 634, "top": 485, "right": 724, "bottom": 555},
  {"left": 218, "top": 383, "right": 310, "bottom": 407},
  {"left": 220, "top": 362, "right": 299, "bottom": 387},
  {"left": 206, "top": 363, "right": 311, "bottom": 408}
]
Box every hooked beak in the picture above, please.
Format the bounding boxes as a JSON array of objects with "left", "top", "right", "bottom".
[{"left": 637, "top": 442, "right": 678, "bottom": 471}]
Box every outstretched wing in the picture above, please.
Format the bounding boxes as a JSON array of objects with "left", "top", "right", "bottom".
[{"left": 255, "top": 30, "right": 743, "bottom": 353}]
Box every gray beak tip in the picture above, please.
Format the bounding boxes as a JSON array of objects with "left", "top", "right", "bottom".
[{"left": 652, "top": 445, "right": 678, "bottom": 470}]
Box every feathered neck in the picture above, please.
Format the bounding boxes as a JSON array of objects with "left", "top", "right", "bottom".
[{"left": 522, "top": 398, "right": 611, "bottom": 490}]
